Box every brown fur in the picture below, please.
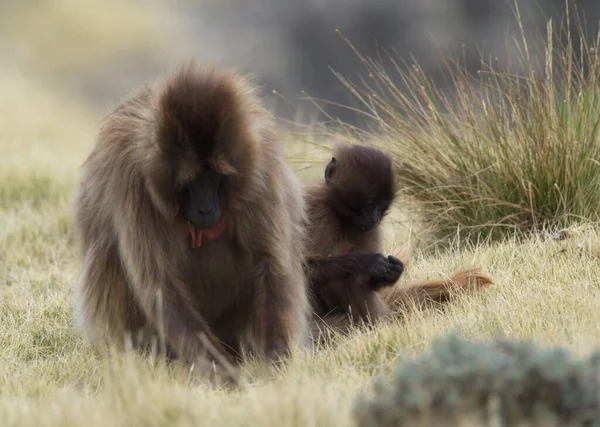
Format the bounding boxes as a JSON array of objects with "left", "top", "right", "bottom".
[
  {"left": 71, "top": 62, "right": 309, "bottom": 382},
  {"left": 304, "top": 144, "right": 494, "bottom": 338},
  {"left": 380, "top": 263, "right": 494, "bottom": 312}
]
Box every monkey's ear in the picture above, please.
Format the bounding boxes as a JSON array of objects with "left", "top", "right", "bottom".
[{"left": 325, "top": 157, "right": 337, "bottom": 184}]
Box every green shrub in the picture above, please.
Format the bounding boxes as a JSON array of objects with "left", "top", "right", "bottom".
[
  {"left": 335, "top": 3, "right": 600, "bottom": 244},
  {"left": 353, "top": 334, "right": 600, "bottom": 426}
]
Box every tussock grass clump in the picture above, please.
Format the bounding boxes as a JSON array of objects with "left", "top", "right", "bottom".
[
  {"left": 353, "top": 333, "right": 600, "bottom": 427},
  {"left": 336, "top": 4, "right": 600, "bottom": 244}
]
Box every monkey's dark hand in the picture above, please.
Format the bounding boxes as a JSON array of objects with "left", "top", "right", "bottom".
[{"left": 366, "top": 254, "right": 404, "bottom": 289}]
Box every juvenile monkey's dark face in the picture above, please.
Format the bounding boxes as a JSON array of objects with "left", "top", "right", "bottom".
[
  {"left": 335, "top": 190, "right": 392, "bottom": 232},
  {"left": 325, "top": 145, "right": 396, "bottom": 233},
  {"left": 346, "top": 198, "right": 390, "bottom": 231}
]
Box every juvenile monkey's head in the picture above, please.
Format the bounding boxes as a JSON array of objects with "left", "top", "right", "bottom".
[
  {"left": 145, "top": 62, "right": 263, "bottom": 246},
  {"left": 324, "top": 144, "right": 396, "bottom": 232}
]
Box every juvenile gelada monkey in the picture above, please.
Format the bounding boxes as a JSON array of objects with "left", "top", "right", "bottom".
[
  {"left": 304, "top": 144, "right": 494, "bottom": 335},
  {"left": 71, "top": 62, "right": 309, "bottom": 382}
]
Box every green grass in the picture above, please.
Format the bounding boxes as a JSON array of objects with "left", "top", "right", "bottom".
[{"left": 330, "top": 3, "right": 600, "bottom": 246}]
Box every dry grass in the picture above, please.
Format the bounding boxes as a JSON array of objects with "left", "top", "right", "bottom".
[
  {"left": 329, "top": 2, "right": 600, "bottom": 246},
  {"left": 2, "top": 65, "right": 600, "bottom": 426}
]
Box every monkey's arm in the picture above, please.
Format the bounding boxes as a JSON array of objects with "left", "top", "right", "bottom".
[
  {"left": 304, "top": 254, "right": 396, "bottom": 321},
  {"left": 248, "top": 211, "right": 309, "bottom": 361},
  {"left": 306, "top": 253, "right": 403, "bottom": 291},
  {"left": 115, "top": 203, "right": 238, "bottom": 380}
]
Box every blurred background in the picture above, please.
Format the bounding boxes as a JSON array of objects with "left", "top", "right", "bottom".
[{"left": 1, "top": 0, "right": 599, "bottom": 130}]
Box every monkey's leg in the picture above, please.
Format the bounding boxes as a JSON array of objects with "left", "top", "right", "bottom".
[
  {"left": 309, "top": 286, "right": 390, "bottom": 344},
  {"left": 74, "top": 242, "right": 146, "bottom": 350},
  {"left": 317, "top": 276, "right": 391, "bottom": 324},
  {"left": 309, "top": 313, "right": 353, "bottom": 344},
  {"left": 250, "top": 257, "right": 308, "bottom": 362}
]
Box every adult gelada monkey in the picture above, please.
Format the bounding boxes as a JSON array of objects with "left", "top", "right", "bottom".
[
  {"left": 304, "top": 144, "right": 494, "bottom": 336},
  {"left": 71, "top": 62, "right": 309, "bottom": 382}
]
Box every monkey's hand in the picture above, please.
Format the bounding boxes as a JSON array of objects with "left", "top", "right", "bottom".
[
  {"left": 307, "top": 253, "right": 402, "bottom": 285},
  {"left": 366, "top": 254, "right": 404, "bottom": 289}
]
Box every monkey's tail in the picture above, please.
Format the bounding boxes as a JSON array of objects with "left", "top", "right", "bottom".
[{"left": 381, "top": 267, "right": 494, "bottom": 312}]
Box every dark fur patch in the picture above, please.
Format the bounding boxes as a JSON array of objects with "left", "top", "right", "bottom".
[
  {"left": 155, "top": 64, "right": 253, "bottom": 182},
  {"left": 328, "top": 144, "right": 396, "bottom": 217},
  {"left": 159, "top": 68, "right": 230, "bottom": 156}
]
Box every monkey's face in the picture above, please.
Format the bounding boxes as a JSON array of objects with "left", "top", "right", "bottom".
[
  {"left": 180, "top": 167, "right": 230, "bottom": 249},
  {"left": 182, "top": 169, "right": 227, "bottom": 230},
  {"left": 152, "top": 67, "right": 259, "bottom": 248},
  {"left": 157, "top": 122, "right": 255, "bottom": 249},
  {"left": 335, "top": 193, "right": 392, "bottom": 232},
  {"left": 324, "top": 145, "right": 396, "bottom": 233}
]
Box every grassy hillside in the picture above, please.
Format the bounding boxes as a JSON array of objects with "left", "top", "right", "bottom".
[
  {"left": 3, "top": 3, "right": 600, "bottom": 425},
  {"left": 2, "top": 70, "right": 600, "bottom": 426}
]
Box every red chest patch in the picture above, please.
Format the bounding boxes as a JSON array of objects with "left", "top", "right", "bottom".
[
  {"left": 188, "top": 219, "right": 227, "bottom": 249},
  {"left": 338, "top": 240, "right": 354, "bottom": 255}
]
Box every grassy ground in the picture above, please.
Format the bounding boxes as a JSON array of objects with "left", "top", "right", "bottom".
[{"left": 2, "top": 65, "right": 600, "bottom": 426}]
